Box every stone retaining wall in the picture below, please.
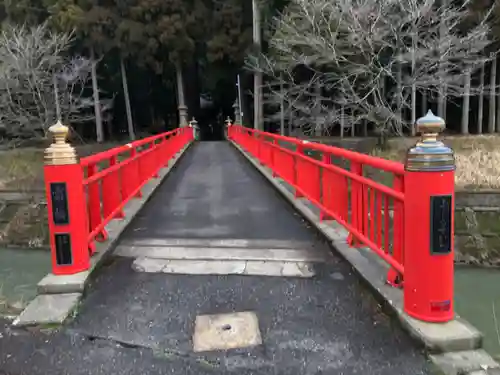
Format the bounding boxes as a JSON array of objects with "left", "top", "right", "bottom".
[
  {"left": 0, "top": 184, "right": 498, "bottom": 267},
  {"left": 0, "top": 191, "right": 47, "bottom": 248},
  {"left": 455, "top": 191, "right": 500, "bottom": 266}
]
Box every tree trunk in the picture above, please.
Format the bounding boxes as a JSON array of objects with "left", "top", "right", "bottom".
[
  {"left": 237, "top": 74, "right": 243, "bottom": 124},
  {"left": 340, "top": 106, "right": 345, "bottom": 138},
  {"left": 5, "top": 0, "right": 11, "bottom": 23},
  {"left": 489, "top": 58, "right": 496, "bottom": 133},
  {"left": 90, "top": 48, "right": 104, "bottom": 143},
  {"left": 421, "top": 91, "right": 427, "bottom": 116},
  {"left": 350, "top": 111, "right": 355, "bottom": 137},
  {"left": 175, "top": 62, "right": 188, "bottom": 127},
  {"left": 411, "top": 27, "right": 416, "bottom": 136},
  {"left": 280, "top": 78, "right": 285, "bottom": 135},
  {"left": 314, "top": 81, "right": 322, "bottom": 137},
  {"left": 496, "top": 57, "right": 500, "bottom": 133},
  {"left": 411, "top": 83, "right": 416, "bottom": 135},
  {"left": 396, "top": 63, "right": 402, "bottom": 123},
  {"left": 438, "top": 0, "right": 447, "bottom": 119},
  {"left": 252, "top": 0, "right": 263, "bottom": 131},
  {"left": 53, "top": 74, "right": 61, "bottom": 122},
  {"left": 120, "top": 56, "right": 135, "bottom": 140},
  {"left": 461, "top": 67, "right": 471, "bottom": 134},
  {"left": 241, "top": 72, "right": 252, "bottom": 127},
  {"left": 442, "top": 88, "right": 447, "bottom": 120},
  {"left": 380, "top": 76, "right": 386, "bottom": 100},
  {"left": 184, "top": 59, "right": 200, "bottom": 121},
  {"left": 478, "top": 62, "right": 484, "bottom": 134}
]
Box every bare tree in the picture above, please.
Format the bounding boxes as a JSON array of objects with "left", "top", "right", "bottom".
[
  {"left": 248, "top": 0, "right": 496, "bottom": 143},
  {"left": 90, "top": 47, "right": 104, "bottom": 143},
  {"left": 0, "top": 23, "right": 110, "bottom": 142},
  {"left": 478, "top": 61, "right": 485, "bottom": 134}
]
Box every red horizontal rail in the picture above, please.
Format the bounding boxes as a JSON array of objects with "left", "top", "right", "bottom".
[
  {"left": 80, "top": 131, "right": 172, "bottom": 167},
  {"left": 278, "top": 144, "right": 405, "bottom": 202},
  {"left": 238, "top": 126, "right": 404, "bottom": 175}
]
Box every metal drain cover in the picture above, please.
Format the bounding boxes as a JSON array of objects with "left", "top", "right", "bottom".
[{"left": 192, "top": 311, "right": 262, "bottom": 352}]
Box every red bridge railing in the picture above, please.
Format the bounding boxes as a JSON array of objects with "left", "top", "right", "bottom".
[
  {"left": 229, "top": 125, "right": 404, "bottom": 276},
  {"left": 44, "top": 124, "right": 193, "bottom": 276},
  {"left": 228, "top": 120, "right": 455, "bottom": 323}
]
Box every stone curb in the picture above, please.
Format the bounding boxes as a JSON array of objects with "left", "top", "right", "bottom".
[
  {"left": 229, "top": 140, "right": 499, "bottom": 375},
  {"left": 12, "top": 142, "right": 193, "bottom": 327}
]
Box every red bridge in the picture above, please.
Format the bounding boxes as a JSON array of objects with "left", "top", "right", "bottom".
[{"left": 4, "top": 115, "right": 489, "bottom": 375}]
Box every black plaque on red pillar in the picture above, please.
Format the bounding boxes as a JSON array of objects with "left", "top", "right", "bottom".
[
  {"left": 50, "top": 182, "right": 69, "bottom": 225},
  {"left": 54, "top": 233, "right": 72, "bottom": 265},
  {"left": 430, "top": 195, "right": 452, "bottom": 255}
]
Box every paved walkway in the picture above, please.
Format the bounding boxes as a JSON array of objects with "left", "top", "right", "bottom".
[{"left": 0, "top": 142, "right": 433, "bottom": 374}]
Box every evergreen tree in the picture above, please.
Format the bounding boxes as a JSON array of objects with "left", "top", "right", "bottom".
[{"left": 0, "top": 0, "right": 285, "bottom": 140}]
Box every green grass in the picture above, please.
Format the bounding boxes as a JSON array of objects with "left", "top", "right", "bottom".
[{"left": 0, "top": 141, "right": 124, "bottom": 248}]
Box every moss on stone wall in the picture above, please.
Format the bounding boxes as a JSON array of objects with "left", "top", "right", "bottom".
[{"left": 455, "top": 209, "right": 500, "bottom": 266}]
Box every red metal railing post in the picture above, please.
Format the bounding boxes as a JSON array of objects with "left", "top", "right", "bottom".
[
  {"left": 148, "top": 141, "right": 157, "bottom": 178},
  {"left": 271, "top": 139, "right": 277, "bottom": 176},
  {"left": 151, "top": 140, "right": 160, "bottom": 178},
  {"left": 257, "top": 133, "right": 264, "bottom": 164},
  {"left": 102, "top": 155, "right": 124, "bottom": 220},
  {"left": 44, "top": 122, "right": 90, "bottom": 275},
  {"left": 348, "top": 162, "right": 364, "bottom": 246},
  {"left": 320, "top": 152, "right": 331, "bottom": 221},
  {"left": 294, "top": 141, "right": 304, "bottom": 197},
  {"left": 403, "top": 111, "right": 455, "bottom": 323},
  {"left": 164, "top": 134, "right": 172, "bottom": 163},
  {"left": 387, "top": 174, "right": 403, "bottom": 287},
  {"left": 86, "top": 164, "right": 100, "bottom": 230},
  {"left": 250, "top": 129, "right": 256, "bottom": 155},
  {"left": 86, "top": 164, "right": 107, "bottom": 243},
  {"left": 137, "top": 143, "right": 148, "bottom": 182},
  {"left": 130, "top": 147, "right": 143, "bottom": 198}
]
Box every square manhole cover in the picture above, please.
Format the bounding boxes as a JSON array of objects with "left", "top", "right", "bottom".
[{"left": 192, "top": 311, "right": 262, "bottom": 352}]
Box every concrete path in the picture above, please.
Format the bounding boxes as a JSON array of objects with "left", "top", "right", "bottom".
[
  {"left": 117, "top": 141, "right": 323, "bottom": 242},
  {"left": 115, "top": 141, "right": 334, "bottom": 277},
  {"left": 0, "top": 142, "right": 434, "bottom": 374}
]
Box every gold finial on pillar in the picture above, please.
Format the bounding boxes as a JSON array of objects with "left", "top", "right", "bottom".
[
  {"left": 44, "top": 121, "right": 78, "bottom": 165},
  {"left": 415, "top": 110, "right": 446, "bottom": 145},
  {"left": 405, "top": 110, "right": 455, "bottom": 172}
]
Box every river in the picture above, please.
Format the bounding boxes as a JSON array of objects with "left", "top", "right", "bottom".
[
  {"left": 0, "top": 248, "right": 51, "bottom": 314},
  {"left": 455, "top": 267, "right": 500, "bottom": 361}
]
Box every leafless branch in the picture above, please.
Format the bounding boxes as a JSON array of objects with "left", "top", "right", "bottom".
[
  {"left": 248, "top": 0, "right": 497, "bottom": 137},
  {"left": 0, "top": 23, "right": 113, "bottom": 141}
]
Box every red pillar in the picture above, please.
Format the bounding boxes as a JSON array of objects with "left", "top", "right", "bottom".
[
  {"left": 44, "top": 122, "right": 90, "bottom": 275},
  {"left": 403, "top": 111, "right": 455, "bottom": 323}
]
